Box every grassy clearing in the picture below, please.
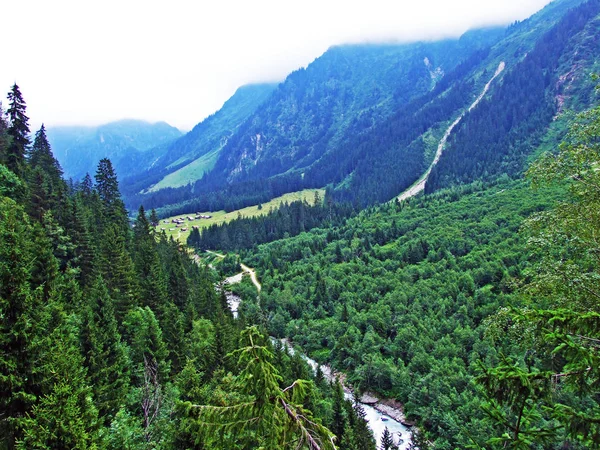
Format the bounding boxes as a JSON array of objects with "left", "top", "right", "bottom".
[
  {"left": 157, "top": 188, "right": 325, "bottom": 243},
  {"left": 148, "top": 147, "right": 222, "bottom": 192}
]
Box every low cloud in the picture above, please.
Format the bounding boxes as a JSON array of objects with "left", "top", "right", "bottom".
[{"left": 3, "top": 0, "right": 552, "bottom": 130}]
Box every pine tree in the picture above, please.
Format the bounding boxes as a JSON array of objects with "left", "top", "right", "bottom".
[
  {"left": 149, "top": 208, "right": 159, "bottom": 228},
  {"left": 98, "top": 223, "right": 138, "bottom": 322},
  {"left": 0, "top": 197, "right": 42, "bottom": 447},
  {"left": 6, "top": 84, "right": 30, "bottom": 178},
  {"left": 29, "top": 125, "right": 62, "bottom": 184},
  {"left": 17, "top": 298, "right": 102, "bottom": 449},
  {"left": 70, "top": 197, "right": 96, "bottom": 287},
  {"left": 380, "top": 427, "right": 398, "bottom": 450},
  {"left": 94, "top": 158, "right": 128, "bottom": 237},
  {"left": 183, "top": 326, "right": 336, "bottom": 449},
  {"left": 123, "top": 306, "right": 170, "bottom": 384},
  {"left": 80, "top": 276, "right": 130, "bottom": 423},
  {"left": 352, "top": 392, "right": 376, "bottom": 450},
  {"left": 331, "top": 381, "right": 347, "bottom": 442}
]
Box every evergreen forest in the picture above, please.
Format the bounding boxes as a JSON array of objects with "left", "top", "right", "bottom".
[{"left": 2, "top": 0, "right": 600, "bottom": 448}]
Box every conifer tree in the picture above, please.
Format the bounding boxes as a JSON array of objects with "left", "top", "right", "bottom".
[
  {"left": 6, "top": 84, "right": 30, "bottom": 178},
  {"left": 17, "top": 298, "right": 102, "bottom": 449},
  {"left": 352, "top": 392, "right": 376, "bottom": 450},
  {"left": 98, "top": 223, "right": 138, "bottom": 322},
  {"left": 80, "top": 276, "right": 130, "bottom": 423},
  {"left": 149, "top": 208, "right": 159, "bottom": 228},
  {"left": 123, "top": 306, "right": 170, "bottom": 384},
  {"left": 29, "top": 125, "right": 62, "bottom": 184},
  {"left": 70, "top": 197, "right": 96, "bottom": 287},
  {"left": 94, "top": 158, "right": 128, "bottom": 237},
  {"left": 184, "top": 326, "right": 336, "bottom": 449},
  {"left": 380, "top": 427, "right": 398, "bottom": 450},
  {"left": 0, "top": 197, "right": 42, "bottom": 447}
]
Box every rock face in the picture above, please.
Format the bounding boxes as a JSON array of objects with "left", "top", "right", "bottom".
[
  {"left": 373, "top": 398, "right": 415, "bottom": 427},
  {"left": 360, "top": 393, "right": 379, "bottom": 404}
]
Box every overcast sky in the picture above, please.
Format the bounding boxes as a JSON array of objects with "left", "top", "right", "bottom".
[{"left": 2, "top": 0, "right": 553, "bottom": 131}]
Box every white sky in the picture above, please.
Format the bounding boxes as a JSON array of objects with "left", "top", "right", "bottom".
[{"left": 2, "top": 0, "right": 552, "bottom": 131}]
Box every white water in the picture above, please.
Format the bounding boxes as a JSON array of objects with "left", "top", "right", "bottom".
[
  {"left": 222, "top": 267, "right": 412, "bottom": 447},
  {"left": 277, "top": 339, "right": 411, "bottom": 448}
]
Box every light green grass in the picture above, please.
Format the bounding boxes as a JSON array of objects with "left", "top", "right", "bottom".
[
  {"left": 157, "top": 188, "right": 325, "bottom": 243},
  {"left": 148, "top": 147, "right": 222, "bottom": 192}
]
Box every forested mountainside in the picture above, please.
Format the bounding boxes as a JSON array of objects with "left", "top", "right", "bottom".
[
  {"left": 1, "top": 86, "right": 374, "bottom": 449},
  {"left": 124, "top": 0, "right": 596, "bottom": 215},
  {"left": 3, "top": 0, "right": 600, "bottom": 448},
  {"left": 47, "top": 119, "right": 182, "bottom": 181},
  {"left": 120, "top": 83, "right": 277, "bottom": 197},
  {"left": 199, "top": 93, "right": 600, "bottom": 447}
]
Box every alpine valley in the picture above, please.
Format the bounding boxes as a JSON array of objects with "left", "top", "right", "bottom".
[{"left": 1, "top": 0, "right": 600, "bottom": 449}]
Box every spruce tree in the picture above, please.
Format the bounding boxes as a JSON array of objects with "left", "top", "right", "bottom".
[
  {"left": 123, "top": 306, "right": 170, "bottom": 384},
  {"left": 149, "top": 208, "right": 159, "bottom": 228},
  {"left": 17, "top": 298, "right": 102, "bottom": 449},
  {"left": 80, "top": 276, "right": 130, "bottom": 423},
  {"left": 94, "top": 158, "right": 128, "bottom": 237},
  {"left": 6, "top": 84, "right": 30, "bottom": 178},
  {"left": 380, "top": 427, "right": 398, "bottom": 450},
  {"left": 29, "top": 125, "right": 62, "bottom": 184},
  {"left": 0, "top": 197, "right": 42, "bottom": 447},
  {"left": 185, "top": 327, "right": 336, "bottom": 449},
  {"left": 98, "top": 223, "right": 138, "bottom": 322},
  {"left": 70, "top": 197, "right": 96, "bottom": 287}
]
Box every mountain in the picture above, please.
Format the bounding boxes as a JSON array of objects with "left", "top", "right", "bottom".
[
  {"left": 47, "top": 119, "right": 182, "bottom": 180},
  {"left": 120, "top": 83, "right": 277, "bottom": 196},
  {"left": 128, "top": 0, "right": 596, "bottom": 215}
]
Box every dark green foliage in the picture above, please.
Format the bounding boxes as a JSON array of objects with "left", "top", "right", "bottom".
[
  {"left": 475, "top": 97, "right": 600, "bottom": 448},
  {"left": 380, "top": 427, "right": 398, "bottom": 450},
  {"left": 94, "top": 158, "right": 128, "bottom": 237},
  {"left": 0, "top": 197, "right": 42, "bottom": 445},
  {"left": 6, "top": 84, "right": 30, "bottom": 178},
  {"left": 81, "top": 277, "right": 130, "bottom": 421},
  {"left": 3, "top": 85, "right": 325, "bottom": 449},
  {"left": 17, "top": 299, "right": 102, "bottom": 450},
  {"left": 180, "top": 326, "right": 337, "bottom": 449},
  {"left": 247, "top": 180, "right": 561, "bottom": 448}
]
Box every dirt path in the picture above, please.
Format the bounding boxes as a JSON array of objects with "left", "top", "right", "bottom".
[
  {"left": 204, "top": 250, "right": 262, "bottom": 292},
  {"left": 396, "top": 61, "right": 505, "bottom": 202},
  {"left": 240, "top": 263, "right": 262, "bottom": 292}
]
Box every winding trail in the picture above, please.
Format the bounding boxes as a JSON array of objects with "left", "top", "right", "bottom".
[
  {"left": 396, "top": 61, "right": 505, "bottom": 202},
  {"left": 204, "top": 250, "right": 262, "bottom": 292}
]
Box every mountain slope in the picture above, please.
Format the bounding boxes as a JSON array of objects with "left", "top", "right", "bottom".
[
  {"left": 127, "top": 0, "right": 595, "bottom": 215},
  {"left": 47, "top": 119, "right": 182, "bottom": 180},
  {"left": 128, "top": 30, "right": 505, "bottom": 212},
  {"left": 119, "top": 83, "right": 277, "bottom": 198},
  {"left": 426, "top": 0, "right": 600, "bottom": 193}
]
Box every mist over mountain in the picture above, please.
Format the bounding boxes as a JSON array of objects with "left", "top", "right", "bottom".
[
  {"left": 118, "top": 0, "right": 595, "bottom": 216},
  {"left": 47, "top": 119, "right": 182, "bottom": 180}
]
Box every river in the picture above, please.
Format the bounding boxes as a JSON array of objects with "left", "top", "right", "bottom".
[
  {"left": 223, "top": 282, "right": 412, "bottom": 448},
  {"left": 277, "top": 338, "right": 412, "bottom": 449}
]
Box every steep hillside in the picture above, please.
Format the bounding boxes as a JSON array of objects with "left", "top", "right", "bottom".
[
  {"left": 120, "top": 83, "right": 277, "bottom": 197},
  {"left": 426, "top": 0, "right": 600, "bottom": 192},
  {"left": 130, "top": 0, "right": 594, "bottom": 214},
  {"left": 47, "top": 119, "right": 182, "bottom": 180}
]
